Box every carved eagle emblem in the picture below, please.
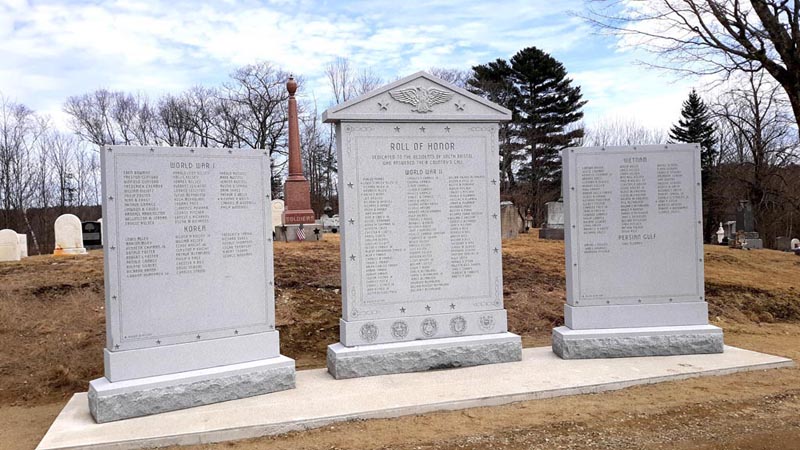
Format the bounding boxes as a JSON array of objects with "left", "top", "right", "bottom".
[{"left": 389, "top": 86, "right": 454, "bottom": 113}]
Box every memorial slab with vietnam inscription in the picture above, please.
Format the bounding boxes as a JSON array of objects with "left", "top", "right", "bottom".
[
  {"left": 89, "top": 145, "right": 294, "bottom": 423},
  {"left": 553, "top": 144, "right": 724, "bottom": 359},
  {"left": 323, "top": 72, "right": 522, "bottom": 378}
]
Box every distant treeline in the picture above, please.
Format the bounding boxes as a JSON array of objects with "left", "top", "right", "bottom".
[{"left": 2, "top": 51, "right": 799, "bottom": 253}]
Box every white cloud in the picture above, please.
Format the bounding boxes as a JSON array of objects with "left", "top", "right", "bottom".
[{"left": 0, "top": 0, "right": 708, "bottom": 131}]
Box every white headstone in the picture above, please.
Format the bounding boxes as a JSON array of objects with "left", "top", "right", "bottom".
[
  {"left": 0, "top": 229, "right": 21, "bottom": 262},
  {"left": 323, "top": 72, "right": 522, "bottom": 378},
  {"left": 553, "top": 144, "right": 722, "bottom": 359},
  {"left": 54, "top": 214, "right": 87, "bottom": 255},
  {"left": 545, "top": 201, "right": 564, "bottom": 228},
  {"left": 17, "top": 233, "right": 27, "bottom": 258},
  {"left": 89, "top": 145, "right": 294, "bottom": 423},
  {"left": 792, "top": 238, "right": 799, "bottom": 249},
  {"left": 271, "top": 199, "right": 285, "bottom": 231}
]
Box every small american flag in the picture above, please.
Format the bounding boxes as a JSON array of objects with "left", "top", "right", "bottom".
[{"left": 296, "top": 226, "right": 306, "bottom": 241}]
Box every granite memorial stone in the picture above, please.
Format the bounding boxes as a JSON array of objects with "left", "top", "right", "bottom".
[
  {"left": 500, "top": 202, "right": 523, "bottom": 240},
  {"left": 90, "top": 145, "right": 295, "bottom": 423},
  {"left": 0, "top": 229, "right": 21, "bottom": 262},
  {"left": 322, "top": 72, "right": 522, "bottom": 379},
  {"left": 539, "top": 200, "right": 565, "bottom": 240},
  {"left": 54, "top": 214, "right": 87, "bottom": 255},
  {"left": 553, "top": 144, "right": 723, "bottom": 359},
  {"left": 17, "top": 233, "right": 27, "bottom": 258},
  {"left": 82, "top": 221, "right": 102, "bottom": 249},
  {"left": 271, "top": 199, "right": 285, "bottom": 232}
]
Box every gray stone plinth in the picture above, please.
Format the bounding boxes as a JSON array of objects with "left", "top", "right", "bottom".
[
  {"left": 327, "top": 332, "right": 522, "bottom": 379},
  {"left": 89, "top": 356, "right": 295, "bottom": 423},
  {"left": 538, "top": 228, "right": 564, "bottom": 240},
  {"left": 552, "top": 325, "right": 723, "bottom": 359}
]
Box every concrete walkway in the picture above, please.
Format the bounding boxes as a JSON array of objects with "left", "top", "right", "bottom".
[{"left": 37, "top": 346, "right": 793, "bottom": 450}]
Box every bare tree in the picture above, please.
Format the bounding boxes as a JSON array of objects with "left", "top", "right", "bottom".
[
  {"left": 584, "top": 117, "right": 668, "bottom": 146},
  {"left": 712, "top": 68, "right": 799, "bottom": 244},
  {"left": 583, "top": 0, "right": 800, "bottom": 129},
  {"left": 428, "top": 67, "right": 471, "bottom": 88}
]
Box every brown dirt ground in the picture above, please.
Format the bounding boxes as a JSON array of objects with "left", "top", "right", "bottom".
[{"left": 1, "top": 233, "right": 799, "bottom": 449}]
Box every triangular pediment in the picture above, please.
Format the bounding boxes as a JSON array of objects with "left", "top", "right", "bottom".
[{"left": 322, "top": 71, "right": 511, "bottom": 123}]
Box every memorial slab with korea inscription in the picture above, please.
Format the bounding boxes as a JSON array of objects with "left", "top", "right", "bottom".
[
  {"left": 323, "top": 72, "right": 522, "bottom": 378},
  {"left": 553, "top": 144, "right": 723, "bottom": 359},
  {"left": 90, "top": 145, "right": 294, "bottom": 423}
]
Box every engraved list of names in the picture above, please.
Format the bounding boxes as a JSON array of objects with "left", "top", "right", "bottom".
[
  {"left": 104, "top": 147, "right": 273, "bottom": 349},
  {"left": 570, "top": 146, "right": 702, "bottom": 304},
  {"left": 353, "top": 132, "right": 493, "bottom": 311}
]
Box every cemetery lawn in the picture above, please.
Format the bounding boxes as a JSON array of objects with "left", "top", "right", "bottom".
[{"left": 1, "top": 233, "right": 799, "bottom": 449}]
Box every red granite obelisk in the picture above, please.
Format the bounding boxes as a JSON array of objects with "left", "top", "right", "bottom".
[{"left": 282, "top": 75, "right": 316, "bottom": 226}]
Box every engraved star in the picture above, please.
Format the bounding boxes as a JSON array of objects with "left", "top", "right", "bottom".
[
  {"left": 450, "top": 303, "right": 456, "bottom": 309},
  {"left": 378, "top": 101, "right": 388, "bottom": 111},
  {"left": 234, "top": 330, "right": 239, "bottom": 335},
  {"left": 107, "top": 148, "right": 113, "bottom": 152},
  {"left": 267, "top": 238, "right": 272, "bottom": 242},
  {"left": 228, "top": 150, "right": 233, "bottom": 154},
  {"left": 419, "top": 126, "right": 426, "bottom": 132},
  {"left": 347, "top": 182, "right": 354, "bottom": 188},
  {"left": 269, "top": 281, "right": 274, "bottom": 286},
  {"left": 425, "top": 305, "right": 431, "bottom": 311},
  {"left": 394, "top": 126, "right": 400, "bottom": 132},
  {"left": 110, "top": 246, "right": 116, "bottom": 250},
  {"left": 114, "top": 344, "right": 119, "bottom": 349},
  {"left": 111, "top": 295, "right": 117, "bottom": 300},
  {"left": 348, "top": 218, "right": 355, "bottom": 225},
  {"left": 400, "top": 307, "right": 406, "bottom": 313},
  {"left": 190, "top": 149, "right": 195, "bottom": 153},
  {"left": 455, "top": 101, "right": 465, "bottom": 111},
  {"left": 156, "top": 340, "right": 161, "bottom": 344},
  {"left": 108, "top": 196, "right": 114, "bottom": 201},
  {"left": 491, "top": 179, "right": 497, "bottom": 185},
  {"left": 349, "top": 254, "right": 356, "bottom": 261},
  {"left": 493, "top": 247, "right": 499, "bottom": 253},
  {"left": 444, "top": 126, "right": 451, "bottom": 133},
  {"left": 196, "top": 334, "right": 201, "bottom": 339},
  {"left": 492, "top": 213, "right": 498, "bottom": 219},
  {"left": 150, "top": 148, "right": 154, "bottom": 152}
]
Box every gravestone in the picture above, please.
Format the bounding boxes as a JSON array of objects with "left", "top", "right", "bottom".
[
  {"left": 793, "top": 238, "right": 800, "bottom": 249},
  {"left": 539, "top": 200, "right": 565, "bottom": 240},
  {"left": 321, "top": 214, "right": 340, "bottom": 232},
  {"left": 271, "top": 199, "right": 285, "bottom": 231},
  {"left": 500, "top": 201, "right": 522, "bottom": 239},
  {"left": 553, "top": 144, "right": 723, "bottom": 359},
  {"left": 775, "top": 236, "right": 791, "bottom": 251},
  {"left": 54, "top": 214, "right": 87, "bottom": 255},
  {"left": 736, "top": 200, "right": 755, "bottom": 232},
  {"left": 17, "top": 233, "right": 27, "bottom": 258},
  {"left": 0, "top": 229, "right": 21, "bottom": 262},
  {"left": 82, "top": 221, "right": 102, "bottom": 249},
  {"left": 322, "top": 72, "right": 522, "bottom": 379},
  {"left": 90, "top": 145, "right": 294, "bottom": 423}
]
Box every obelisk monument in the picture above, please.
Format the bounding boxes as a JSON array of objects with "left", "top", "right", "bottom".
[{"left": 281, "top": 75, "right": 316, "bottom": 239}]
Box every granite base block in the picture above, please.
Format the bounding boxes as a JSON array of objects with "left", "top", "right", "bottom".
[
  {"left": 89, "top": 356, "right": 295, "bottom": 423},
  {"left": 327, "top": 332, "right": 522, "bottom": 379},
  {"left": 552, "top": 325, "right": 724, "bottom": 359}
]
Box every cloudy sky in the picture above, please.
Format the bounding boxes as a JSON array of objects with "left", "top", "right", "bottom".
[{"left": 1, "top": 0, "right": 697, "bottom": 130}]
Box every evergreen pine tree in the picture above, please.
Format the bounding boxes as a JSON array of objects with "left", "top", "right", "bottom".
[
  {"left": 669, "top": 89, "right": 718, "bottom": 241},
  {"left": 469, "top": 47, "right": 586, "bottom": 224},
  {"left": 669, "top": 89, "right": 718, "bottom": 184}
]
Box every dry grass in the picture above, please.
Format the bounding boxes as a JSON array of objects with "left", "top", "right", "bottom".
[{"left": 0, "top": 232, "right": 799, "bottom": 407}]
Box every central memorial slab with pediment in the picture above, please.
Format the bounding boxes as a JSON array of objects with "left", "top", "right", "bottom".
[{"left": 323, "top": 72, "right": 522, "bottom": 379}]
